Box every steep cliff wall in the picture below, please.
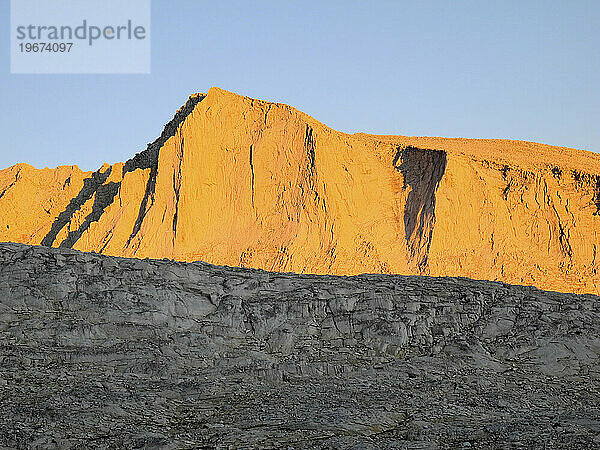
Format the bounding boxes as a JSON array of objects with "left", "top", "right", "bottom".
[
  {"left": 1, "top": 87, "right": 600, "bottom": 293},
  {"left": 1, "top": 243, "right": 599, "bottom": 447}
]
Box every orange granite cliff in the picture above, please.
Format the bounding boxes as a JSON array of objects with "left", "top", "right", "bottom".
[{"left": 1, "top": 87, "right": 599, "bottom": 294}]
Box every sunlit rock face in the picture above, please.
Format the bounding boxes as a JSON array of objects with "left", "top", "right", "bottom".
[{"left": 2, "top": 87, "right": 600, "bottom": 294}]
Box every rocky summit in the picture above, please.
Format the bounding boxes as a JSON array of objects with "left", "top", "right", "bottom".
[
  {"left": 1, "top": 88, "right": 600, "bottom": 294},
  {"left": 0, "top": 242, "right": 599, "bottom": 448}
]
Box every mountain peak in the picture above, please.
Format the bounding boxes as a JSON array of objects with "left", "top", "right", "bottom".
[{"left": 1, "top": 89, "right": 600, "bottom": 294}]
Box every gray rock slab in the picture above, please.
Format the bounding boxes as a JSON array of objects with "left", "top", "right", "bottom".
[{"left": 0, "top": 243, "right": 599, "bottom": 448}]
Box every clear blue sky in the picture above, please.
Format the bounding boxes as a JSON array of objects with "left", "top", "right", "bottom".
[{"left": 1, "top": 0, "right": 598, "bottom": 171}]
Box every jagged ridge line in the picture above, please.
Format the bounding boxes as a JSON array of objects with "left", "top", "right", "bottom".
[{"left": 125, "top": 94, "right": 206, "bottom": 250}]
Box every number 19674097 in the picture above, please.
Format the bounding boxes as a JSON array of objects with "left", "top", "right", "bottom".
[{"left": 19, "top": 42, "right": 73, "bottom": 52}]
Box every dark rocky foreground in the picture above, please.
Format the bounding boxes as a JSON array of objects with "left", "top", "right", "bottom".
[{"left": 0, "top": 243, "right": 599, "bottom": 449}]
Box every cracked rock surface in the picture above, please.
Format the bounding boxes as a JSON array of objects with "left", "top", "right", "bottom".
[{"left": 0, "top": 243, "right": 599, "bottom": 448}]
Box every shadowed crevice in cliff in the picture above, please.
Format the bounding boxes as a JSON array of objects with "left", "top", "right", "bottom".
[
  {"left": 41, "top": 167, "right": 113, "bottom": 247},
  {"left": 305, "top": 125, "right": 316, "bottom": 186},
  {"left": 305, "top": 125, "right": 316, "bottom": 172},
  {"left": 249, "top": 144, "right": 255, "bottom": 207},
  {"left": 298, "top": 124, "right": 329, "bottom": 229},
  {"left": 59, "top": 181, "right": 121, "bottom": 249},
  {"left": 594, "top": 176, "right": 600, "bottom": 215},
  {"left": 172, "top": 136, "right": 184, "bottom": 241},
  {"left": 0, "top": 168, "right": 22, "bottom": 201},
  {"left": 300, "top": 124, "right": 318, "bottom": 199},
  {"left": 125, "top": 94, "right": 206, "bottom": 249},
  {"left": 394, "top": 146, "right": 447, "bottom": 272}
]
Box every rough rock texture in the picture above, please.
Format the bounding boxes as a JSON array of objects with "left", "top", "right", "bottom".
[
  {"left": 1, "top": 88, "right": 600, "bottom": 294},
  {"left": 1, "top": 243, "right": 599, "bottom": 448}
]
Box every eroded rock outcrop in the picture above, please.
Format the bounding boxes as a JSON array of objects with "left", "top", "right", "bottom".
[
  {"left": 0, "top": 243, "right": 599, "bottom": 447},
  {"left": 1, "top": 88, "right": 600, "bottom": 293}
]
